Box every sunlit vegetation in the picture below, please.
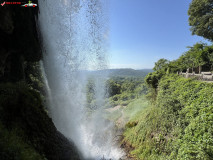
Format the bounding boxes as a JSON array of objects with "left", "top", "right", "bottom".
[
  {"left": 145, "top": 43, "right": 213, "bottom": 91},
  {"left": 188, "top": 0, "right": 213, "bottom": 42},
  {"left": 86, "top": 76, "right": 148, "bottom": 110},
  {"left": 122, "top": 0, "right": 213, "bottom": 159},
  {"left": 123, "top": 75, "right": 213, "bottom": 159},
  {"left": 106, "top": 77, "right": 147, "bottom": 107},
  {"left": 1, "top": 0, "right": 212, "bottom": 159},
  {"left": 86, "top": 74, "right": 150, "bottom": 130}
]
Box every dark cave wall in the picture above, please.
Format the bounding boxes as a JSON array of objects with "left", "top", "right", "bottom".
[
  {"left": 0, "top": 1, "right": 41, "bottom": 82},
  {"left": 0, "top": 2, "right": 81, "bottom": 160}
]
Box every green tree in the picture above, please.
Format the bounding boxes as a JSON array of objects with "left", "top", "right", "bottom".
[
  {"left": 176, "top": 54, "right": 191, "bottom": 71},
  {"left": 203, "top": 45, "right": 213, "bottom": 70},
  {"left": 107, "top": 80, "right": 121, "bottom": 97},
  {"left": 187, "top": 43, "right": 206, "bottom": 73},
  {"left": 176, "top": 43, "right": 207, "bottom": 73},
  {"left": 153, "top": 58, "right": 169, "bottom": 71},
  {"left": 145, "top": 71, "right": 164, "bottom": 89},
  {"left": 188, "top": 0, "right": 213, "bottom": 41},
  {"left": 167, "top": 60, "right": 180, "bottom": 73}
]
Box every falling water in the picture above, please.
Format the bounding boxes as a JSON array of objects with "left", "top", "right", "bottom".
[{"left": 38, "top": 0, "right": 124, "bottom": 159}]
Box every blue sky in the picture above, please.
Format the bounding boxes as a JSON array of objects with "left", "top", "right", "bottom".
[{"left": 108, "top": 0, "right": 209, "bottom": 69}]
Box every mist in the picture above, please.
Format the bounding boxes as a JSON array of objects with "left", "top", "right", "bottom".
[{"left": 38, "top": 0, "right": 124, "bottom": 159}]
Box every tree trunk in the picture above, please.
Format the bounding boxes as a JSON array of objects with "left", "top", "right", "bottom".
[{"left": 199, "top": 66, "right": 202, "bottom": 74}]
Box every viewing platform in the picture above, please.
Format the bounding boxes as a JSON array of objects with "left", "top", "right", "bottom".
[{"left": 179, "top": 71, "right": 213, "bottom": 81}]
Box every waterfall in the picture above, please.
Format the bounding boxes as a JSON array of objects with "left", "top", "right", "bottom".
[{"left": 38, "top": 0, "right": 124, "bottom": 159}]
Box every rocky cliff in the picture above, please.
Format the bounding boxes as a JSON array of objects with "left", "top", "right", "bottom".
[{"left": 0, "top": 2, "right": 81, "bottom": 160}]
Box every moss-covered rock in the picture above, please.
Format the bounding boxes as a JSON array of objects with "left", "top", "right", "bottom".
[
  {"left": 0, "top": 122, "right": 45, "bottom": 160},
  {"left": 0, "top": 83, "right": 81, "bottom": 160},
  {"left": 0, "top": 2, "right": 81, "bottom": 160}
]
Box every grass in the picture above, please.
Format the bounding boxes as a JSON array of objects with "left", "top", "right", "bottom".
[
  {"left": 105, "top": 109, "right": 122, "bottom": 122},
  {"left": 123, "top": 96, "right": 149, "bottom": 121},
  {"left": 105, "top": 95, "right": 149, "bottom": 129}
]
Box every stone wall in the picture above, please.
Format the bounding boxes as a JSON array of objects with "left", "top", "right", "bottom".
[{"left": 179, "top": 72, "right": 213, "bottom": 81}]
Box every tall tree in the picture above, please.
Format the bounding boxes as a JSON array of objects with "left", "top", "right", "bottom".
[
  {"left": 189, "top": 43, "right": 206, "bottom": 73},
  {"left": 204, "top": 45, "right": 213, "bottom": 70},
  {"left": 176, "top": 43, "right": 208, "bottom": 73},
  {"left": 188, "top": 0, "right": 213, "bottom": 41},
  {"left": 153, "top": 58, "right": 169, "bottom": 71}
]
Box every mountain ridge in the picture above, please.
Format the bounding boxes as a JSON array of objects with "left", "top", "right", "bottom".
[{"left": 83, "top": 68, "right": 153, "bottom": 77}]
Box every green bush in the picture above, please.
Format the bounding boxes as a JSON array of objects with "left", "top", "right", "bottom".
[
  {"left": 0, "top": 122, "right": 45, "bottom": 160},
  {"left": 0, "top": 82, "right": 81, "bottom": 160},
  {"left": 123, "top": 74, "right": 213, "bottom": 159}
]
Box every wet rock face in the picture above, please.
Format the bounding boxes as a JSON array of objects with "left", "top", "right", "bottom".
[
  {"left": 0, "top": 2, "right": 41, "bottom": 82},
  {"left": 0, "top": 7, "right": 14, "bottom": 34},
  {"left": 0, "top": 2, "right": 81, "bottom": 160},
  {"left": 0, "top": 83, "right": 81, "bottom": 160}
]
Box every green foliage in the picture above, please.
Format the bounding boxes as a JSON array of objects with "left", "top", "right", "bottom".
[
  {"left": 179, "top": 43, "right": 208, "bottom": 73},
  {"left": 123, "top": 96, "right": 149, "bottom": 120},
  {"left": 0, "top": 122, "right": 45, "bottom": 160},
  {"left": 145, "top": 59, "right": 172, "bottom": 90},
  {"left": 86, "top": 76, "right": 148, "bottom": 109},
  {"left": 24, "top": 62, "right": 44, "bottom": 94},
  {"left": 105, "top": 108, "right": 122, "bottom": 122},
  {"left": 24, "top": 61, "right": 47, "bottom": 108},
  {"left": 203, "top": 45, "right": 213, "bottom": 70},
  {"left": 107, "top": 79, "right": 121, "bottom": 97},
  {"left": 0, "top": 83, "right": 80, "bottom": 160},
  {"left": 188, "top": 0, "right": 213, "bottom": 41},
  {"left": 151, "top": 43, "right": 213, "bottom": 76},
  {"left": 106, "top": 77, "right": 147, "bottom": 107},
  {"left": 123, "top": 74, "right": 213, "bottom": 159},
  {"left": 145, "top": 71, "right": 164, "bottom": 89},
  {"left": 153, "top": 58, "right": 169, "bottom": 71},
  {"left": 182, "top": 43, "right": 213, "bottom": 72},
  {"left": 0, "top": 83, "right": 46, "bottom": 159},
  {"left": 104, "top": 95, "right": 149, "bottom": 130}
]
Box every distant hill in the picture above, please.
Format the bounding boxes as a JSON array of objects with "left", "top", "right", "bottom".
[{"left": 87, "top": 68, "right": 153, "bottom": 78}]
